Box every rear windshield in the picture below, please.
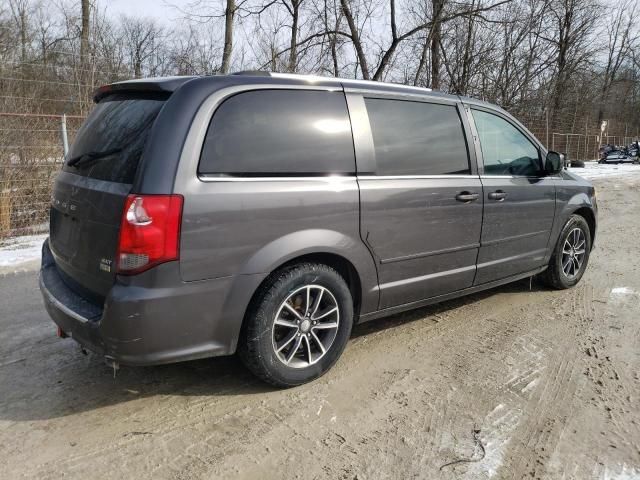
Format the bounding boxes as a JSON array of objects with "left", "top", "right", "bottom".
[{"left": 63, "top": 93, "right": 167, "bottom": 183}]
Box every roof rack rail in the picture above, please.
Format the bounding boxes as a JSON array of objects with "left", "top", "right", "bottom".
[{"left": 269, "top": 72, "right": 432, "bottom": 92}]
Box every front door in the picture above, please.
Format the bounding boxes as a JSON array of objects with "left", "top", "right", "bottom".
[
  {"left": 468, "top": 107, "right": 556, "bottom": 284},
  {"left": 353, "top": 94, "right": 483, "bottom": 309}
]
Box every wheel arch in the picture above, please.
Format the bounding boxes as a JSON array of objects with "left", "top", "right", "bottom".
[
  {"left": 223, "top": 230, "right": 379, "bottom": 354},
  {"left": 272, "top": 252, "right": 363, "bottom": 317},
  {"left": 232, "top": 251, "right": 366, "bottom": 355},
  {"left": 572, "top": 206, "right": 596, "bottom": 247},
  {"left": 238, "top": 229, "right": 377, "bottom": 312}
]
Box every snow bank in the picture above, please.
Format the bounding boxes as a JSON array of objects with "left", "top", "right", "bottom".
[
  {"left": 0, "top": 233, "right": 47, "bottom": 268},
  {"left": 570, "top": 161, "right": 640, "bottom": 179}
]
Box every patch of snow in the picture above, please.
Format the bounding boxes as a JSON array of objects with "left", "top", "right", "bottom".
[
  {"left": 601, "top": 464, "right": 640, "bottom": 480},
  {"left": 611, "top": 287, "right": 635, "bottom": 295},
  {"left": 569, "top": 161, "right": 640, "bottom": 179},
  {"left": 0, "top": 234, "right": 47, "bottom": 268},
  {"left": 609, "top": 287, "right": 638, "bottom": 305}
]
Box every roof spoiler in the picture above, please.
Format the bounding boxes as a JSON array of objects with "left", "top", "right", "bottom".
[
  {"left": 93, "top": 77, "right": 194, "bottom": 102},
  {"left": 231, "top": 70, "right": 271, "bottom": 77}
]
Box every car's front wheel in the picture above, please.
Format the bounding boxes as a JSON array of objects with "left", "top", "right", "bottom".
[
  {"left": 238, "top": 262, "right": 353, "bottom": 387},
  {"left": 543, "top": 214, "right": 592, "bottom": 289}
]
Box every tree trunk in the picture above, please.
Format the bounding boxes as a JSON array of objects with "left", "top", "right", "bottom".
[
  {"left": 288, "top": 0, "right": 300, "bottom": 72},
  {"left": 457, "top": 4, "right": 476, "bottom": 95},
  {"left": 80, "top": 0, "right": 90, "bottom": 61},
  {"left": 221, "top": 0, "right": 235, "bottom": 74},
  {"left": 327, "top": 4, "right": 342, "bottom": 77},
  {"left": 430, "top": 0, "right": 444, "bottom": 90},
  {"left": 134, "top": 54, "right": 142, "bottom": 78},
  {"left": 330, "top": 31, "right": 339, "bottom": 76},
  {"left": 339, "top": 0, "right": 370, "bottom": 80},
  {"left": 551, "top": 24, "right": 568, "bottom": 131},
  {"left": 413, "top": 33, "right": 431, "bottom": 86}
]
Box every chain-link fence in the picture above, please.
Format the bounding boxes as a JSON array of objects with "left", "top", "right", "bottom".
[
  {"left": 551, "top": 133, "right": 601, "bottom": 162},
  {"left": 0, "top": 111, "right": 83, "bottom": 238}
]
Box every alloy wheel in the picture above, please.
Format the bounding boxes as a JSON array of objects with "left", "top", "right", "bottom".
[
  {"left": 271, "top": 285, "right": 340, "bottom": 368},
  {"left": 561, "top": 227, "right": 586, "bottom": 279}
]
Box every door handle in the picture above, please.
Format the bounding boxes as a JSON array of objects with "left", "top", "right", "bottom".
[
  {"left": 488, "top": 190, "right": 507, "bottom": 201},
  {"left": 455, "top": 191, "right": 479, "bottom": 202}
]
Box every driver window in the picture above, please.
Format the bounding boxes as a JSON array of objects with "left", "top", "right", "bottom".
[{"left": 472, "top": 109, "right": 541, "bottom": 176}]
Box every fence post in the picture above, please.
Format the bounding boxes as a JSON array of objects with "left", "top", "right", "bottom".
[
  {"left": 60, "top": 113, "right": 69, "bottom": 158},
  {"left": 545, "top": 108, "right": 549, "bottom": 149}
]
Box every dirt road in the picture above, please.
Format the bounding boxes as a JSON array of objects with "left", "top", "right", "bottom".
[{"left": 1, "top": 174, "right": 639, "bottom": 479}]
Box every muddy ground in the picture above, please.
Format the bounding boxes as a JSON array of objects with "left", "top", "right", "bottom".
[{"left": 1, "top": 174, "right": 639, "bottom": 480}]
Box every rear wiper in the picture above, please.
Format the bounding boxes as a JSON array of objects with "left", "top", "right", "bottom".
[{"left": 67, "top": 148, "right": 122, "bottom": 168}]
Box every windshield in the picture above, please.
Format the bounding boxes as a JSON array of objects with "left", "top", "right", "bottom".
[{"left": 63, "top": 93, "right": 167, "bottom": 183}]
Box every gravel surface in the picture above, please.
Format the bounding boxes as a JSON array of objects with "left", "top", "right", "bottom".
[{"left": 1, "top": 175, "right": 639, "bottom": 479}]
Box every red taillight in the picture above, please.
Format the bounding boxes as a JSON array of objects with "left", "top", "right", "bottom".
[{"left": 117, "top": 194, "right": 183, "bottom": 275}]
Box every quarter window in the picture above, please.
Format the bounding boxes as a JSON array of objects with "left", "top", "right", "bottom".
[
  {"left": 199, "top": 90, "right": 355, "bottom": 175},
  {"left": 471, "top": 109, "right": 541, "bottom": 176},
  {"left": 364, "top": 98, "right": 470, "bottom": 176}
]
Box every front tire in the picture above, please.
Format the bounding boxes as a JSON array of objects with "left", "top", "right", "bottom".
[
  {"left": 238, "top": 263, "right": 353, "bottom": 387},
  {"left": 543, "top": 215, "right": 591, "bottom": 289}
]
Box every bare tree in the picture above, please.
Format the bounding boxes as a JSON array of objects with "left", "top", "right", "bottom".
[
  {"left": 8, "top": 0, "right": 31, "bottom": 64},
  {"left": 543, "top": 0, "right": 600, "bottom": 129},
  {"left": 597, "top": 0, "right": 637, "bottom": 124},
  {"left": 120, "top": 15, "right": 163, "bottom": 78}
]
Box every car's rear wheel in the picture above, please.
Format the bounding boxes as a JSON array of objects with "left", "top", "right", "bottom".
[
  {"left": 543, "top": 214, "right": 591, "bottom": 289},
  {"left": 238, "top": 262, "right": 353, "bottom": 387}
]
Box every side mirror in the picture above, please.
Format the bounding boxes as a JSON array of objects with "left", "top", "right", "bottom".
[{"left": 545, "top": 151, "right": 564, "bottom": 175}]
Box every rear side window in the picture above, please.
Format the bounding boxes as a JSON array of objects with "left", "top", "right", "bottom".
[
  {"left": 199, "top": 90, "right": 355, "bottom": 176},
  {"left": 365, "top": 98, "right": 470, "bottom": 176},
  {"left": 63, "top": 93, "right": 166, "bottom": 183}
]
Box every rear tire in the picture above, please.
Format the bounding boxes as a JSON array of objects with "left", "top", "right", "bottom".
[
  {"left": 238, "top": 262, "right": 353, "bottom": 387},
  {"left": 543, "top": 215, "right": 591, "bottom": 290}
]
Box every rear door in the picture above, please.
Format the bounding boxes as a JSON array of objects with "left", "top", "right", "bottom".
[
  {"left": 49, "top": 93, "right": 167, "bottom": 300},
  {"left": 466, "top": 106, "right": 556, "bottom": 284},
  {"left": 352, "top": 93, "right": 483, "bottom": 309}
]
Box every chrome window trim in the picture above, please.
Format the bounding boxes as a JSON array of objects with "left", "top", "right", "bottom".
[
  {"left": 358, "top": 174, "right": 480, "bottom": 180},
  {"left": 197, "top": 174, "right": 482, "bottom": 182},
  {"left": 354, "top": 89, "right": 456, "bottom": 104},
  {"left": 480, "top": 175, "right": 545, "bottom": 179},
  {"left": 197, "top": 175, "right": 357, "bottom": 182}
]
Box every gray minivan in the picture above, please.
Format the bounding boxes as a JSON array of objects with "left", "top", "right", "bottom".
[{"left": 40, "top": 72, "right": 597, "bottom": 386}]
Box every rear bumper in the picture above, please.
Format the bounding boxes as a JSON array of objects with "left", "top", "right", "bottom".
[{"left": 40, "top": 240, "right": 266, "bottom": 366}]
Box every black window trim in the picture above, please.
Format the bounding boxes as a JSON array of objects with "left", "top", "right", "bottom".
[
  {"left": 197, "top": 88, "right": 357, "bottom": 178},
  {"left": 467, "top": 104, "right": 545, "bottom": 178},
  {"left": 361, "top": 94, "right": 475, "bottom": 178}
]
